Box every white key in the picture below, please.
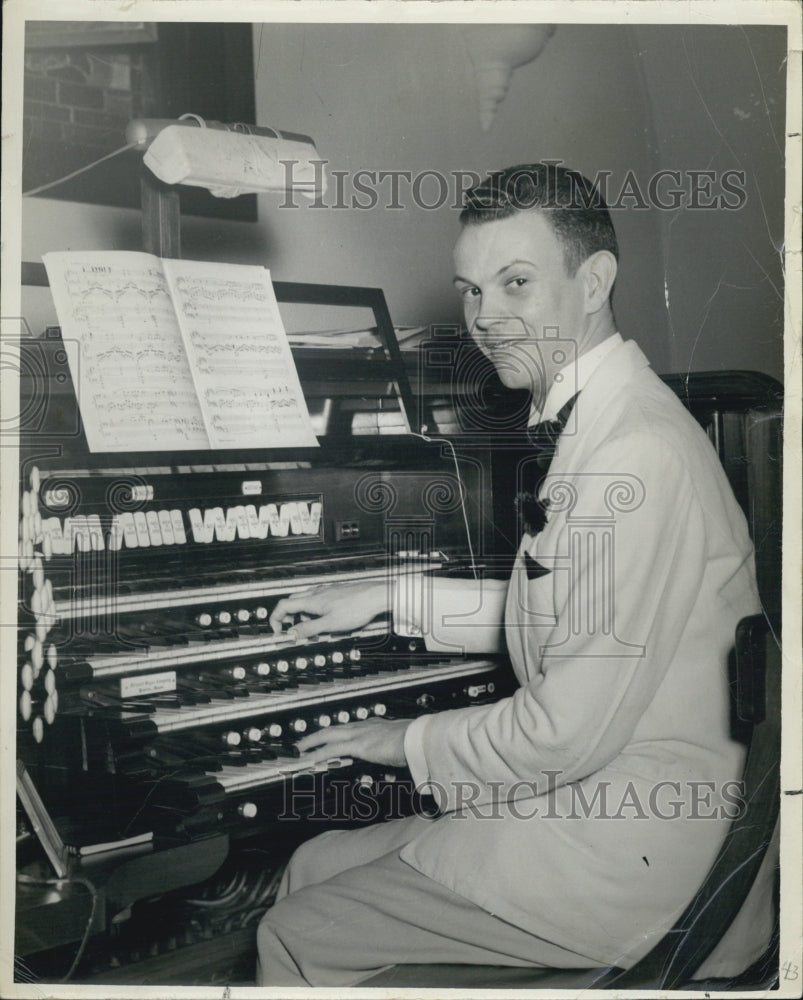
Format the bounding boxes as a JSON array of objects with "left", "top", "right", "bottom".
[
  {"left": 170, "top": 509, "right": 187, "bottom": 545},
  {"left": 19, "top": 691, "right": 33, "bottom": 721},
  {"left": 32, "top": 557, "right": 44, "bottom": 592},
  {"left": 158, "top": 510, "right": 175, "bottom": 546},
  {"left": 146, "top": 511, "right": 163, "bottom": 546},
  {"left": 133, "top": 512, "right": 150, "bottom": 547}
]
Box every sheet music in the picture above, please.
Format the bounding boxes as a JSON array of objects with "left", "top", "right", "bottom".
[
  {"left": 43, "top": 251, "right": 209, "bottom": 452},
  {"left": 42, "top": 252, "right": 318, "bottom": 452},
  {"left": 163, "top": 259, "right": 318, "bottom": 449}
]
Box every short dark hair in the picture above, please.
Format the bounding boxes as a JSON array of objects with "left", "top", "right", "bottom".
[{"left": 460, "top": 163, "right": 619, "bottom": 275}]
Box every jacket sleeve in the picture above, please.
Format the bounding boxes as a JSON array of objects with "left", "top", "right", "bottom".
[
  {"left": 393, "top": 573, "right": 507, "bottom": 654},
  {"left": 403, "top": 431, "right": 710, "bottom": 810}
]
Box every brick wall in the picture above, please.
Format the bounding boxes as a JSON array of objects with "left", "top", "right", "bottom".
[
  {"left": 24, "top": 48, "right": 157, "bottom": 158},
  {"left": 22, "top": 25, "right": 257, "bottom": 220}
]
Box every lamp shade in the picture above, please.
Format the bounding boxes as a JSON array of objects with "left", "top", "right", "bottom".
[{"left": 462, "top": 25, "right": 556, "bottom": 130}]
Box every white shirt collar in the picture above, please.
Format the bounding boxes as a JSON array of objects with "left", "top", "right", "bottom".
[{"left": 528, "top": 332, "right": 623, "bottom": 426}]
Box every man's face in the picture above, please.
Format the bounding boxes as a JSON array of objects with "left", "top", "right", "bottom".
[{"left": 453, "top": 211, "right": 588, "bottom": 403}]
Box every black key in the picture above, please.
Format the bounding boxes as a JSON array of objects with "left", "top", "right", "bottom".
[{"left": 264, "top": 741, "right": 302, "bottom": 758}]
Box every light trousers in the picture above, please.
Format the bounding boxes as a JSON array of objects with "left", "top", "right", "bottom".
[{"left": 256, "top": 813, "right": 599, "bottom": 987}]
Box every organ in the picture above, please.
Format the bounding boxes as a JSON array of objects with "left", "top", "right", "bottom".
[
  {"left": 14, "top": 273, "right": 783, "bottom": 987},
  {"left": 14, "top": 278, "right": 519, "bottom": 984}
]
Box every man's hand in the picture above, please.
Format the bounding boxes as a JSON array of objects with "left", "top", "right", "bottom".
[
  {"left": 269, "top": 581, "right": 391, "bottom": 640},
  {"left": 296, "top": 717, "right": 411, "bottom": 768},
  {"left": 271, "top": 582, "right": 408, "bottom": 765}
]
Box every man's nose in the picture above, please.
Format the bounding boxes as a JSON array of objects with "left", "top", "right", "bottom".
[
  {"left": 472, "top": 312, "right": 526, "bottom": 341},
  {"left": 472, "top": 307, "right": 507, "bottom": 335}
]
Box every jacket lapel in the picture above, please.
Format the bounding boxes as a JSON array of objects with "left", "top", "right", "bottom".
[{"left": 549, "top": 339, "right": 652, "bottom": 477}]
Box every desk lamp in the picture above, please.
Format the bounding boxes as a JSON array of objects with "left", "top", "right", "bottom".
[{"left": 126, "top": 114, "right": 326, "bottom": 257}]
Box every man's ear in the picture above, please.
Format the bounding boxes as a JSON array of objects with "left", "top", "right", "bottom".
[{"left": 580, "top": 251, "right": 617, "bottom": 314}]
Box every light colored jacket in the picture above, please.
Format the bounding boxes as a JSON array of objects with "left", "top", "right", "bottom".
[{"left": 398, "top": 339, "right": 774, "bottom": 974}]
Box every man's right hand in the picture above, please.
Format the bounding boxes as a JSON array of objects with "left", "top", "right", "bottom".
[{"left": 269, "top": 580, "right": 391, "bottom": 640}]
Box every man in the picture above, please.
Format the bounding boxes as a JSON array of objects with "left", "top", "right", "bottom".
[{"left": 256, "top": 164, "right": 774, "bottom": 986}]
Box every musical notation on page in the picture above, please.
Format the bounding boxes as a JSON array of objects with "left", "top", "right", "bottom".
[{"left": 42, "top": 251, "right": 319, "bottom": 453}]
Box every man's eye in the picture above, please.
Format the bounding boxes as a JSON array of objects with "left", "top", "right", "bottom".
[
  {"left": 460, "top": 286, "right": 481, "bottom": 299},
  {"left": 506, "top": 277, "right": 529, "bottom": 290}
]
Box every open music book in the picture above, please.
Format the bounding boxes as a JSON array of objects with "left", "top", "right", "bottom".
[{"left": 43, "top": 251, "right": 319, "bottom": 453}]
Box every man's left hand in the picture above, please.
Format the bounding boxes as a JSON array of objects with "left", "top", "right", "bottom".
[{"left": 295, "top": 717, "right": 410, "bottom": 768}]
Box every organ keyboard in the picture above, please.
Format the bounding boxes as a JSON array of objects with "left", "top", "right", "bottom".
[{"left": 14, "top": 290, "right": 513, "bottom": 981}]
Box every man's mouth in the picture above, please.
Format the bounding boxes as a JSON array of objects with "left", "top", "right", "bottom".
[{"left": 486, "top": 340, "right": 526, "bottom": 354}]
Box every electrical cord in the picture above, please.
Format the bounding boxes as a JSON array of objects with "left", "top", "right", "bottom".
[
  {"left": 16, "top": 871, "right": 98, "bottom": 982},
  {"left": 183, "top": 870, "right": 249, "bottom": 907},
  {"left": 410, "top": 426, "right": 478, "bottom": 579},
  {"left": 22, "top": 141, "right": 139, "bottom": 197}
]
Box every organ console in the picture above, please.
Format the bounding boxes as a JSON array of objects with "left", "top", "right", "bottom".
[
  {"left": 15, "top": 267, "right": 784, "bottom": 987},
  {"left": 14, "top": 279, "right": 517, "bottom": 984}
]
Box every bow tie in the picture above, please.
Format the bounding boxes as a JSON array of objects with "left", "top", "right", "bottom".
[
  {"left": 516, "top": 392, "right": 580, "bottom": 535},
  {"left": 525, "top": 392, "right": 580, "bottom": 468}
]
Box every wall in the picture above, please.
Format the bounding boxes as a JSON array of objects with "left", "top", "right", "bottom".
[
  {"left": 246, "top": 23, "right": 671, "bottom": 368},
  {"left": 24, "top": 45, "right": 148, "bottom": 162},
  {"left": 631, "top": 24, "right": 786, "bottom": 380},
  {"left": 21, "top": 22, "right": 786, "bottom": 381}
]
